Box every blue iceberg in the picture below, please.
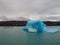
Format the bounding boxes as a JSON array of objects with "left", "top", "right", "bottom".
[
  {"left": 23, "top": 20, "right": 47, "bottom": 32},
  {"left": 22, "top": 19, "right": 59, "bottom": 33}
]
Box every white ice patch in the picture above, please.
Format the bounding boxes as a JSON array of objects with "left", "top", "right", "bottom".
[{"left": 28, "top": 28, "right": 37, "bottom": 32}]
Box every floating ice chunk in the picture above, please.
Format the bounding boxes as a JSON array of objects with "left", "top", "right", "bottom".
[
  {"left": 23, "top": 19, "right": 46, "bottom": 32},
  {"left": 23, "top": 19, "right": 59, "bottom": 33},
  {"left": 45, "top": 28, "right": 59, "bottom": 33}
]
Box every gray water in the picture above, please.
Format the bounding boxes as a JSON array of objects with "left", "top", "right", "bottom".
[{"left": 0, "top": 26, "right": 60, "bottom": 45}]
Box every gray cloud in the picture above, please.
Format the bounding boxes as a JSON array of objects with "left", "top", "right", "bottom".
[{"left": 0, "top": 0, "right": 60, "bottom": 16}]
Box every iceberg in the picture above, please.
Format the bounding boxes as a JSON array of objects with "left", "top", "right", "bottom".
[
  {"left": 22, "top": 15, "right": 59, "bottom": 33},
  {"left": 23, "top": 20, "right": 47, "bottom": 32},
  {"left": 23, "top": 19, "right": 59, "bottom": 33}
]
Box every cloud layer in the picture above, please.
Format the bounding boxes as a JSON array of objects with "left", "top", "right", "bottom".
[{"left": 0, "top": 0, "right": 60, "bottom": 18}]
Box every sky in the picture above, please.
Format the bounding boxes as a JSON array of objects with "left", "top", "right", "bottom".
[{"left": 0, "top": 0, "right": 60, "bottom": 20}]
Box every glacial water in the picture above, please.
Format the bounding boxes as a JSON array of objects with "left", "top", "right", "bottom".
[{"left": 0, "top": 26, "right": 60, "bottom": 45}]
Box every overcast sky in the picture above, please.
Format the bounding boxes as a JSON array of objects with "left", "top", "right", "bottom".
[{"left": 0, "top": 0, "right": 60, "bottom": 18}]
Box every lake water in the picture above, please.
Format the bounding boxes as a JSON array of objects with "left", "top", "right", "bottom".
[{"left": 0, "top": 26, "right": 60, "bottom": 45}]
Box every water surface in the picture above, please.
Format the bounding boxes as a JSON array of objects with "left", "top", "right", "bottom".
[{"left": 0, "top": 26, "right": 60, "bottom": 45}]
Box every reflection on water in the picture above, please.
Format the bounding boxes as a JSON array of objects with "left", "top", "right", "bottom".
[
  {"left": 27, "top": 31, "right": 60, "bottom": 45},
  {"left": 0, "top": 26, "right": 60, "bottom": 45},
  {"left": 26, "top": 26, "right": 60, "bottom": 45}
]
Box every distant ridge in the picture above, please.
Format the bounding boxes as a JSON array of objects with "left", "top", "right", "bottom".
[{"left": 0, "top": 21, "right": 60, "bottom": 26}]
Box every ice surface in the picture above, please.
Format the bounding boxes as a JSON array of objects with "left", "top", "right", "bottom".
[
  {"left": 23, "top": 19, "right": 60, "bottom": 33},
  {"left": 44, "top": 27, "right": 59, "bottom": 33},
  {"left": 23, "top": 20, "right": 46, "bottom": 32}
]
